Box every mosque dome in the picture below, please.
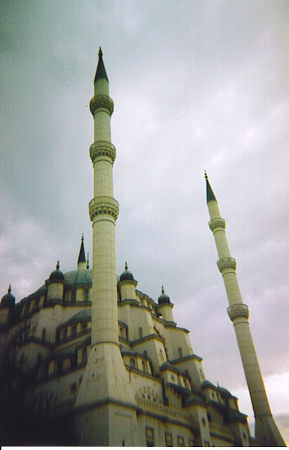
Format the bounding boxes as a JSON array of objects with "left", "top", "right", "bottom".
[
  {"left": 120, "top": 263, "right": 134, "bottom": 282},
  {"left": 64, "top": 269, "right": 92, "bottom": 285},
  {"left": 1, "top": 285, "right": 15, "bottom": 307},
  {"left": 158, "top": 286, "right": 171, "bottom": 304},
  {"left": 49, "top": 261, "right": 64, "bottom": 281}
]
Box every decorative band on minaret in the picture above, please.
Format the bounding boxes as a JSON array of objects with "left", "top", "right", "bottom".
[{"left": 205, "top": 172, "right": 285, "bottom": 447}]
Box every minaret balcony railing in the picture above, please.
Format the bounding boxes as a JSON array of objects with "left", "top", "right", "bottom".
[
  {"left": 227, "top": 303, "right": 249, "bottom": 321},
  {"left": 89, "top": 195, "right": 119, "bottom": 222},
  {"left": 217, "top": 257, "right": 236, "bottom": 273},
  {"left": 209, "top": 217, "right": 226, "bottom": 232},
  {"left": 90, "top": 94, "right": 114, "bottom": 116},
  {"left": 90, "top": 140, "right": 116, "bottom": 164}
]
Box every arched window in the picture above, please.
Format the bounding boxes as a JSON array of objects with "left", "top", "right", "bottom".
[
  {"left": 139, "top": 327, "right": 143, "bottom": 338},
  {"left": 142, "top": 360, "right": 146, "bottom": 372}
]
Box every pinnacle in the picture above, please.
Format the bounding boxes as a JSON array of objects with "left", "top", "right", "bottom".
[
  {"left": 94, "top": 47, "right": 108, "bottom": 82},
  {"left": 78, "top": 235, "right": 86, "bottom": 264}
]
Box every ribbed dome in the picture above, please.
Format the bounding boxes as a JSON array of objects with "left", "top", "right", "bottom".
[
  {"left": 64, "top": 269, "right": 92, "bottom": 285},
  {"left": 1, "top": 285, "right": 15, "bottom": 307},
  {"left": 49, "top": 261, "right": 64, "bottom": 281},
  {"left": 158, "top": 286, "right": 170, "bottom": 304},
  {"left": 119, "top": 262, "right": 134, "bottom": 282}
]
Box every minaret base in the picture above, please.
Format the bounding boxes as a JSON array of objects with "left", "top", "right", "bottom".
[
  {"left": 255, "top": 415, "right": 286, "bottom": 447},
  {"left": 74, "top": 342, "right": 137, "bottom": 445}
]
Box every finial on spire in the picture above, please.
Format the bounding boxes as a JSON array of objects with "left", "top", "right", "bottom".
[
  {"left": 86, "top": 252, "right": 90, "bottom": 269},
  {"left": 125, "top": 261, "right": 128, "bottom": 270},
  {"left": 8, "top": 284, "right": 11, "bottom": 294},
  {"left": 161, "top": 286, "right": 165, "bottom": 295},
  {"left": 204, "top": 170, "right": 208, "bottom": 179},
  {"left": 56, "top": 261, "right": 60, "bottom": 270},
  {"left": 94, "top": 46, "right": 108, "bottom": 82},
  {"left": 81, "top": 233, "right": 84, "bottom": 242}
]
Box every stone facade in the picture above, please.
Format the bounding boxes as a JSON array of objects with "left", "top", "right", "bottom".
[{"left": 0, "top": 263, "right": 252, "bottom": 446}]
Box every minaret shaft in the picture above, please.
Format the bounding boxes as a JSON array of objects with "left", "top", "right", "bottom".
[
  {"left": 206, "top": 175, "right": 285, "bottom": 446},
  {"left": 74, "top": 51, "right": 136, "bottom": 446}
]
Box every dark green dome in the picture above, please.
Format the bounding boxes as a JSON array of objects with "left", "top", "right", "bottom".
[
  {"left": 218, "top": 386, "right": 231, "bottom": 398},
  {"left": 120, "top": 262, "right": 134, "bottom": 282},
  {"left": 64, "top": 269, "right": 92, "bottom": 285},
  {"left": 1, "top": 285, "right": 15, "bottom": 307},
  {"left": 158, "top": 286, "right": 170, "bottom": 304},
  {"left": 49, "top": 261, "right": 64, "bottom": 281}
]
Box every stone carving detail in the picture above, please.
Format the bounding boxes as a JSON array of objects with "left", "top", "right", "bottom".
[
  {"left": 209, "top": 217, "right": 226, "bottom": 231},
  {"left": 90, "top": 95, "right": 114, "bottom": 116},
  {"left": 90, "top": 141, "right": 116, "bottom": 163},
  {"left": 217, "top": 257, "right": 236, "bottom": 272},
  {"left": 227, "top": 303, "right": 249, "bottom": 321},
  {"left": 89, "top": 196, "right": 119, "bottom": 221}
]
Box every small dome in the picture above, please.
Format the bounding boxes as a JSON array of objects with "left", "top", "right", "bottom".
[
  {"left": 218, "top": 386, "right": 231, "bottom": 399},
  {"left": 1, "top": 284, "right": 15, "bottom": 307},
  {"left": 120, "top": 262, "right": 134, "bottom": 282},
  {"left": 202, "top": 380, "right": 216, "bottom": 390},
  {"left": 158, "top": 286, "right": 170, "bottom": 304},
  {"left": 49, "top": 261, "right": 64, "bottom": 281}
]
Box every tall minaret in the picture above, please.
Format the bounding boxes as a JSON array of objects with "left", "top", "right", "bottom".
[
  {"left": 75, "top": 49, "right": 136, "bottom": 446},
  {"left": 205, "top": 173, "right": 285, "bottom": 447}
]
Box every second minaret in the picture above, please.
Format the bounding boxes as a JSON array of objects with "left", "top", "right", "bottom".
[{"left": 205, "top": 173, "right": 285, "bottom": 447}]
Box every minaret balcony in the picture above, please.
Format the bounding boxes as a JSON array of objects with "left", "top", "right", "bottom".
[
  {"left": 90, "top": 140, "right": 116, "bottom": 164},
  {"left": 90, "top": 94, "right": 114, "bottom": 116},
  {"left": 227, "top": 303, "right": 249, "bottom": 321},
  {"left": 89, "top": 195, "right": 119, "bottom": 222}
]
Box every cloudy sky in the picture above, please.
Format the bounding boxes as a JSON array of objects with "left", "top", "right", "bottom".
[{"left": 0, "top": 0, "right": 288, "bottom": 442}]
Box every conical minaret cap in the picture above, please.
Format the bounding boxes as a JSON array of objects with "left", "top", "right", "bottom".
[
  {"left": 78, "top": 234, "right": 86, "bottom": 264},
  {"left": 94, "top": 47, "right": 108, "bottom": 83},
  {"left": 205, "top": 171, "right": 216, "bottom": 203}
]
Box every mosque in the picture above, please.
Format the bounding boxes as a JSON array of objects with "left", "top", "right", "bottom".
[{"left": 0, "top": 49, "right": 285, "bottom": 447}]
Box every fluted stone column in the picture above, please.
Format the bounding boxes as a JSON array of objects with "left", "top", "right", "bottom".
[{"left": 205, "top": 172, "right": 285, "bottom": 447}]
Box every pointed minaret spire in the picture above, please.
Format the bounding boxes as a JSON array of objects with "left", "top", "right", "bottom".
[
  {"left": 94, "top": 46, "right": 108, "bottom": 83},
  {"left": 205, "top": 171, "right": 216, "bottom": 203},
  {"left": 77, "top": 234, "right": 86, "bottom": 270},
  {"left": 205, "top": 176, "right": 285, "bottom": 446}
]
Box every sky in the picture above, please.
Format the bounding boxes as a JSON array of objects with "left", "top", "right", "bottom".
[{"left": 0, "top": 0, "right": 288, "bottom": 443}]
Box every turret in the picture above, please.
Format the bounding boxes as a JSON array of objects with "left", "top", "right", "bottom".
[
  {"left": 157, "top": 286, "right": 174, "bottom": 322},
  {"left": 205, "top": 172, "right": 285, "bottom": 446},
  {"left": 119, "top": 262, "right": 138, "bottom": 301},
  {"left": 0, "top": 284, "right": 15, "bottom": 327},
  {"left": 46, "top": 261, "right": 65, "bottom": 302}
]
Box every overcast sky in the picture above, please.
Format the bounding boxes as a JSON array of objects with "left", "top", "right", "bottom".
[{"left": 0, "top": 0, "right": 288, "bottom": 442}]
